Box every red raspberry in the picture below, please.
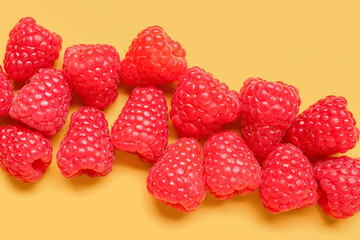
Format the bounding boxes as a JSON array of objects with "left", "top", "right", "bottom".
[
  {"left": 313, "top": 156, "right": 360, "bottom": 219},
  {"left": 203, "top": 131, "right": 261, "bottom": 200},
  {"left": 120, "top": 26, "right": 187, "bottom": 86},
  {"left": 63, "top": 44, "right": 121, "bottom": 110},
  {"left": 284, "top": 96, "right": 359, "bottom": 163},
  {"left": 239, "top": 77, "right": 301, "bottom": 164},
  {"left": 9, "top": 68, "right": 71, "bottom": 137},
  {"left": 0, "top": 65, "right": 14, "bottom": 116},
  {"left": 260, "top": 144, "right": 318, "bottom": 213},
  {"left": 57, "top": 107, "right": 115, "bottom": 178},
  {"left": 3, "top": 17, "right": 62, "bottom": 82},
  {"left": 147, "top": 138, "right": 206, "bottom": 212},
  {"left": 0, "top": 125, "right": 52, "bottom": 183},
  {"left": 170, "top": 67, "right": 241, "bottom": 138},
  {"left": 111, "top": 86, "right": 168, "bottom": 163}
]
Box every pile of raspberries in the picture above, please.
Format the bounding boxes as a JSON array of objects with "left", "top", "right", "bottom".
[{"left": 0, "top": 17, "right": 359, "bottom": 220}]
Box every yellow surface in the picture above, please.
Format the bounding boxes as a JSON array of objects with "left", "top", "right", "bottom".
[{"left": 0, "top": 0, "right": 359, "bottom": 239}]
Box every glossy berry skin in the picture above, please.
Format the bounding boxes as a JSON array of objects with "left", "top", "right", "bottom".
[
  {"left": 0, "top": 65, "right": 14, "bottom": 116},
  {"left": 285, "top": 96, "right": 359, "bottom": 163},
  {"left": 170, "top": 67, "right": 241, "bottom": 138},
  {"left": 260, "top": 144, "right": 318, "bottom": 213},
  {"left": 63, "top": 44, "right": 121, "bottom": 110},
  {"left": 9, "top": 68, "right": 71, "bottom": 137},
  {"left": 313, "top": 156, "right": 360, "bottom": 219},
  {"left": 111, "top": 86, "right": 168, "bottom": 163},
  {"left": 121, "top": 25, "right": 187, "bottom": 86},
  {"left": 203, "top": 131, "right": 261, "bottom": 200},
  {"left": 147, "top": 138, "right": 206, "bottom": 212},
  {"left": 0, "top": 125, "right": 52, "bottom": 183},
  {"left": 4, "top": 17, "right": 62, "bottom": 82},
  {"left": 57, "top": 107, "right": 115, "bottom": 178},
  {"left": 239, "top": 77, "right": 301, "bottom": 164}
]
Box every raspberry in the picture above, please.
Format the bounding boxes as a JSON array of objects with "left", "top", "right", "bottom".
[
  {"left": 147, "top": 138, "right": 206, "bottom": 212},
  {"left": 170, "top": 67, "right": 241, "bottom": 138},
  {"left": 111, "top": 86, "right": 168, "bottom": 163},
  {"left": 3, "top": 17, "right": 62, "bottom": 82},
  {"left": 63, "top": 44, "right": 121, "bottom": 110},
  {"left": 57, "top": 107, "right": 115, "bottom": 178},
  {"left": 203, "top": 131, "right": 261, "bottom": 200},
  {"left": 9, "top": 68, "right": 71, "bottom": 137},
  {"left": 0, "top": 65, "right": 14, "bottom": 116},
  {"left": 313, "top": 156, "right": 360, "bottom": 219},
  {"left": 120, "top": 26, "right": 187, "bottom": 86},
  {"left": 284, "top": 96, "right": 359, "bottom": 163},
  {"left": 0, "top": 125, "right": 52, "bottom": 183},
  {"left": 239, "top": 77, "right": 301, "bottom": 164},
  {"left": 259, "top": 144, "right": 318, "bottom": 213}
]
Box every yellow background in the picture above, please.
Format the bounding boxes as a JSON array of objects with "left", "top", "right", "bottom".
[{"left": 0, "top": 0, "right": 359, "bottom": 239}]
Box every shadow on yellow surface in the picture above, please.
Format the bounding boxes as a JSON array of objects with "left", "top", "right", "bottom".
[
  {"left": 69, "top": 175, "right": 102, "bottom": 190},
  {"left": 154, "top": 201, "right": 189, "bottom": 220},
  {"left": 3, "top": 173, "right": 39, "bottom": 191},
  {"left": 115, "top": 149, "right": 152, "bottom": 171}
]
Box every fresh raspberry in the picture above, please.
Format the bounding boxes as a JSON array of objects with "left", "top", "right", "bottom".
[
  {"left": 259, "top": 144, "right": 318, "bottom": 213},
  {"left": 0, "top": 125, "right": 52, "bottom": 183},
  {"left": 111, "top": 86, "right": 168, "bottom": 163},
  {"left": 57, "top": 107, "right": 115, "bottom": 178},
  {"left": 239, "top": 77, "right": 301, "bottom": 164},
  {"left": 3, "top": 17, "right": 62, "bottom": 82},
  {"left": 170, "top": 67, "right": 241, "bottom": 138},
  {"left": 147, "top": 138, "right": 206, "bottom": 212},
  {"left": 284, "top": 96, "right": 359, "bottom": 163},
  {"left": 203, "top": 131, "right": 261, "bottom": 200},
  {"left": 63, "top": 44, "right": 121, "bottom": 110},
  {"left": 120, "top": 26, "right": 187, "bottom": 86},
  {"left": 313, "top": 156, "right": 360, "bottom": 219},
  {"left": 9, "top": 68, "right": 71, "bottom": 137},
  {"left": 0, "top": 65, "right": 14, "bottom": 116}
]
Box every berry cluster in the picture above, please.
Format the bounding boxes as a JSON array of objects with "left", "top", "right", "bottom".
[{"left": 0, "top": 17, "right": 359, "bottom": 220}]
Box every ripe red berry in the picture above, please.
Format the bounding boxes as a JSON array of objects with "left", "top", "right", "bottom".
[
  {"left": 111, "top": 86, "right": 168, "bottom": 163},
  {"left": 285, "top": 96, "right": 359, "bottom": 163},
  {"left": 0, "top": 65, "right": 14, "bottom": 116},
  {"left": 313, "top": 156, "right": 360, "bottom": 219},
  {"left": 0, "top": 125, "right": 52, "bottom": 183},
  {"left": 9, "top": 68, "right": 71, "bottom": 137},
  {"left": 239, "top": 77, "right": 301, "bottom": 164},
  {"left": 63, "top": 44, "right": 121, "bottom": 110},
  {"left": 203, "top": 131, "right": 261, "bottom": 200},
  {"left": 259, "top": 144, "right": 318, "bottom": 213},
  {"left": 147, "top": 138, "right": 206, "bottom": 212},
  {"left": 57, "top": 107, "right": 115, "bottom": 178},
  {"left": 120, "top": 26, "right": 187, "bottom": 86},
  {"left": 170, "top": 67, "right": 241, "bottom": 138},
  {"left": 4, "top": 17, "right": 62, "bottom": 82}
]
